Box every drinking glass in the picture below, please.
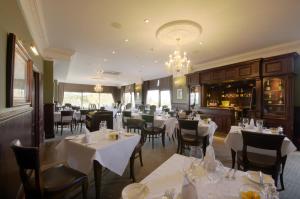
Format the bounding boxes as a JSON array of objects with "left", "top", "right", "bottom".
[
  {"left": 256, "top": 119, "right": 264, "bottom": 132},
  {"left": 189, "top": 146, "right": 203, "bottom": 159},
  {"left": 242, "top": 118, "right": 249, "bottom": 127}
]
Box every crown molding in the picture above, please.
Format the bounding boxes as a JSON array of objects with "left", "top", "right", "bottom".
[
  {"left": 44, "top": 48, "right": 75, "bottom": 61},
  {"left": 192, "top": 40, "right": 300, "bottom": 72},
  {"left": 18, "top": 0, "right": 49, "bottom": 57}
]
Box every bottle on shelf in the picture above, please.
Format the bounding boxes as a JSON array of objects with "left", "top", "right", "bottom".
[
  {"left": 266, "top": 80, "right": 271, "bottom": 91},
  {"left": 278, "top": 93, "right": 283, "bottom": 104},
  {"left": 278, "top": 80, "right": 283, "bottom": 91}
]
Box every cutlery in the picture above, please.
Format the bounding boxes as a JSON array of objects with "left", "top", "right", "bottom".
[{"left": 259, "top": 171, "right": 264, "bottom": 187}]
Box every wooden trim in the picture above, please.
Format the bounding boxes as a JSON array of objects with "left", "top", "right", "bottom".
[
  {"left": 6, "top": 33, "right": 16, "bottom": 107},
  {"left": 0, "top": 106, "right": 33, "bottom": 123}
]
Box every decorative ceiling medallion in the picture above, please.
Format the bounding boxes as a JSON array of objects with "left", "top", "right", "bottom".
[{"left": 156, "top": 20, "right": 202, "bottom": 45}]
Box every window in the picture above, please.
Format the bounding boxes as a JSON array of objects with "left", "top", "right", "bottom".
[
  {"left": 131, "top": 92, "right": 135, "bottom": 108},
  {"left": 82, "top": 92, "right": 99, "bottom": 109},
  {"left": 63, "top": 92, "right": 82, "bottom": 107},
  {"left": 146, "top": 90, "right": 159, "bottom": 107},
  {"left": 100, "top": 93, "right": 114, "bottom": 107},
  {"left": 190, "top": 92, "right": 200, "bottom": 105},
  {"left": 160, "top": 90, "right": 171, "bottom": 108},
  {"left": 124, "top": 92, "right": 132, "bottom": 105},
  {"left": 63, "top": 92, "right": 115, "bottom": 109},
  {"left": 146, "top": 90, "right": 171, "bottom": 108}
]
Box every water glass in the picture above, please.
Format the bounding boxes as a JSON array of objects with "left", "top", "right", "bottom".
[
  {"left": 189, "top": 146, "right": 203, "bottom": 159},
  {"left": 242, "top": 118, "right": 249, "bottom": 127},
  {"left": 256, "top": 119, "right": 264, "bottom": 132}
]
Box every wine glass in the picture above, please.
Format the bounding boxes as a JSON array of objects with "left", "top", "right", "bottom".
[
  {"left": 256, "top": 119, "right": 264, "bottom": 132},
  {"left": 242, "top": 118, "right": 249, "bottom": 128}
]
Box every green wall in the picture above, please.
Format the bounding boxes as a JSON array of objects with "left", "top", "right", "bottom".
[
  {"left": 0, "top": 0, "right": 44, "bottom": 110},
  {"left": 43, "top": 60, "right": 54, "bottom": 104}
]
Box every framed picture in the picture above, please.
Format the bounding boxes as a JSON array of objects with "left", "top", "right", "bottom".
[
  {"left": 6, "top": 33, "right": 32, "bottom": 107},
  {"left": 177, "top": 88, "right": 183, "bottom": 99}
]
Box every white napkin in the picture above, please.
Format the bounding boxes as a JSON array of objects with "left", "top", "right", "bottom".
[{"left": 202, "top": 145, "right": 218, "bottom": 172}]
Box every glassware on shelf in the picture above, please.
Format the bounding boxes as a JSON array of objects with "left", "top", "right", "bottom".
[
  {"left": 265, "top": 80, "right": 271, "bottom": 91},
  {"left": 242, "top": 118, "right": 249, "bottom": 127},
  {"left": 256, "top": 119, "right": 264, "bottom": 132},
  {"left": 278, "top": 93, "right": 283, "bottom": 104},
  {"left": 278, "top": 80, "right": 283, "bottom": 91}
]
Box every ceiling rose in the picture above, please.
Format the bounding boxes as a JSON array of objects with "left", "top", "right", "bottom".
[{"left": 156, "top": 20, "right": 202, "bottom": 45}]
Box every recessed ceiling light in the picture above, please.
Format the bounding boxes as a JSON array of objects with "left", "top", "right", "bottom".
[
  {"left": 125, "top": 39, "right": 129, "bottom": 42},
  {"left": 144, "top": 19, "right": 150, "bottom": 23},
  {"left": 103, "top": 58, "right": 108, "bottom": 62},
  {"left": 154, "top": 60, "right": 158, "bottom": 64},
  {"left": 112, "top": 50, "right": 116, "bottom": 54},
  {"left": 199, "top": 41, "right": 203, "bottom": 45}
]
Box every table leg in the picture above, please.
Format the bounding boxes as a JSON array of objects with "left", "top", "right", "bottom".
[
  {"left": 93, "top": 160, "right": 103, "bottom": 199},
  {"left": 231, "top": 149, "right": 236, "bottom": 169}
]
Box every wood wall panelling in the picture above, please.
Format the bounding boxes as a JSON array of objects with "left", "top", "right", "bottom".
[{"left": 0, "top": 107, "right": 33, "bottom": 199}]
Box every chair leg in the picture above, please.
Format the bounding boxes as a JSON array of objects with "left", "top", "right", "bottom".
[
  {"left": 280, "top": 173, "right": 285, "bottom": 190},
  {"left": 162, "top": 132, "right": 165, "bottom": 148},
  {"left": 61, "top": 124, "right": 63, "bottom": 136},
  {"left": 139, "top": 149, "right": 143, "bottom": 166},
  {"left": 152, "top": 135, "right": 154, "bottom": 149},
  {"left": 81, "top": 122, "right": 83, "bottom": 132},
  {"left": 82, "top": 179, "right": 88, "bottom": 199},
  {"left": 93, "top": 160, "right": 102, "bottom": 199},
  {"left": 130, "top": 156, "right": 136, "bottom": 182}
]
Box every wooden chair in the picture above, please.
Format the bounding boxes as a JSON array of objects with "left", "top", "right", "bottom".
[
  {"left": 11, "top": 139, "right": 88, "bottom": 199},
  {"left": 142, "top": 114, "right": 165, "bottom": 149},
  {"left": 127, "top": 119, "right": 146, "bottom": 182},
  {"left": 178, "top": 119, "right": 208, "bottom": 156},
  {"left": 237, "top": 131, "right": 285, "bottom": 189},
  {"left": 125, "top": 103, "right": 132, "bottom": 110},
  {"left": 57, "top": 110, "right": 74, "bottom": 135},
  {"left": 122, "top": 111, "right": 132, "bottom": 128}
]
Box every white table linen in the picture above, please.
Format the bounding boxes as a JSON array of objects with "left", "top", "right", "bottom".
[
  {"left": 56, "top": 131, "right": 140, "bottom": 175},
  {"left": 224, "top": 126, "right": 297, "bottom": 157},
  {"left": 54, "top": 111, "right": 82, "bottom": 122},
  {"left": 139, "top": 154, "right": 271, "bottom": 199}
]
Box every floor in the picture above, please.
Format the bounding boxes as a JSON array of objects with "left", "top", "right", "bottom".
[{"left": 42, "top": 126, "right": 300, "bottom": 199}]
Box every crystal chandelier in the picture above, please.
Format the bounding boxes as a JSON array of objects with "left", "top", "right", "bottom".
[
  {"left": 94, "top": 83, "right": 103, "bottom": 92},
  {"left": 165, "top": 38, "right": 191, "bottom": 77},
  {"left": 93, "top": 69, "right": 104, "bottom": 92}
]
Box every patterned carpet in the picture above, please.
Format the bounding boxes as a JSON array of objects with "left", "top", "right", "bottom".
[{"left": 42, "top": 128, "right": 300, "bottom": 198}]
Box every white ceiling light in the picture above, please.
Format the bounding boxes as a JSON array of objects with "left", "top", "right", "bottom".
[
  {"left": 156, "top": 20, "right": 201, "bottom": 77},
  {"left": 94, "top": 83, "right": 103, "bottom": 92},
  {"left": 30, "top": 45, "right": 39, "bottom": 56},
  {"left": 93, "top": 69, "right": 104, "bottom": 92},
  {"left": 199, "top": 41, "right": 203, "bottom": 45},
  {"left": 125, "top": 39, "right": 129, "bottom": 42},
  {"left": 144, "top": 19, "right": 150, "bottom": 23},
  {"left": 112, "top": 50, "right": 116, "bottom": 54}
]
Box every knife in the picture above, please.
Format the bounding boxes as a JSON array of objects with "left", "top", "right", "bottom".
[{"left": 259, "top": 171, "right": 264, "bottom": 187}]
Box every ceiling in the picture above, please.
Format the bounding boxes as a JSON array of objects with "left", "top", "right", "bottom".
[{"left": 23, "top": 0, "right": 300, "bottom": 86}]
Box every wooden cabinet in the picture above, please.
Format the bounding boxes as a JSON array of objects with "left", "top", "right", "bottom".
[
  {"left": 262, "top": 53, "right": 296, "bottom": 76},
  {"left": 186, "top": 72, "right": 200, "bottom": 86},
  {"left": 199, "top": 60, "right": 260, "bottom": 84}
]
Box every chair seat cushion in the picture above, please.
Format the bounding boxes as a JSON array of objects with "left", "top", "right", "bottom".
[
  {"left": 41, "top": 165, "right": 87, "bottom": 193},
  {"left": 182, "top": 134, "right": 203, "bottom": 143},
  {"left": 237, "top": 151, "right": 277, "bottom": 168},
  {"left": 144, "top": 127, "right": 164, "bottom": 134}
]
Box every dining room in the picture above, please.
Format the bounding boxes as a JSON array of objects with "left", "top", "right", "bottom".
[{"left": 1, "top": 0, "right": 300, "bottom": 199}]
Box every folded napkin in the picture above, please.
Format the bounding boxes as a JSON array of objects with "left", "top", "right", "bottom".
[{"left": 202, "top": 145, "right": 218, "bottom": 172}]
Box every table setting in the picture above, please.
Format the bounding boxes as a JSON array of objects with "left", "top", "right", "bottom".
[{"left": 122, "top": 145, "right": 279, "bottom": 199}]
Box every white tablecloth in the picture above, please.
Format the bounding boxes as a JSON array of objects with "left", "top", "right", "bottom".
[
  {"left": 138, "top": 154, "right": 270, "bottom": 199},
  {"left": 224, "top": 126, "right": 297, "bottom": 157},
  {"left": 54, "top": 111, "right": 82, "bottom": 122},
  {"left": 56, "top": 131, "right": 140, "bottom": 175}
]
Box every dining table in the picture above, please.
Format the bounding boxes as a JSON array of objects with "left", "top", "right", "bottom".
[
  {"left": 124, "top": 153, "right": 277, "bottom": 199},
  {"left": 54, "top": 111, "right": 82, "bottom": 122},
  {"left": 224, "top": 125, "right": 297, "bottom": 168},
  {"left": 56, "top": 129, "right": 140, "bottom": 199}
]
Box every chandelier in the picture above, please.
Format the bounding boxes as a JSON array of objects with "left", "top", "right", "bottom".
[
  {"left": 94, "top": 83, "right": 103, "bottom": 92},
  {"left": 93, "top": 69, "right": 104, "bottom": 92},
  {"left": 165, "top": 38, "right": 191, "bottom": 77}
]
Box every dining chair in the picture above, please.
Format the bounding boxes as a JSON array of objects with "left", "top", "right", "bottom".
[
  {"left": 138, "top": 104, "right": 145, "bottom": 112},
  {"left": 178, "top": 119, "right": 209, "bottom": 156},
  {"left": 237, "top": 130, "right": 285, "bottom": 189},
  {"left": 149, "top": 105, "right": 156, "bottom": 115},
  {"left": 127, "top": 119, "right": 146, "bottom": 182},
  {"left": 64, "top": 103, "right": 72, "bottom": 109},
  {"left": 11, "top": 139, "right": 88, "bottom": 199},
  {"left": 122, "top": 111, "right": 132, "bottom": 128},
  {"left": 125, "top": 103, "right": 132, "bottom": 110},
  {"left": 79, "top": 109, "right": 90, "bottom": 132},
  {"left": 142, "top": 114, "right": 165, "bottom": 149},
  {"left": 57, "top": 110, "right": 74, "bottom": 135}
]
